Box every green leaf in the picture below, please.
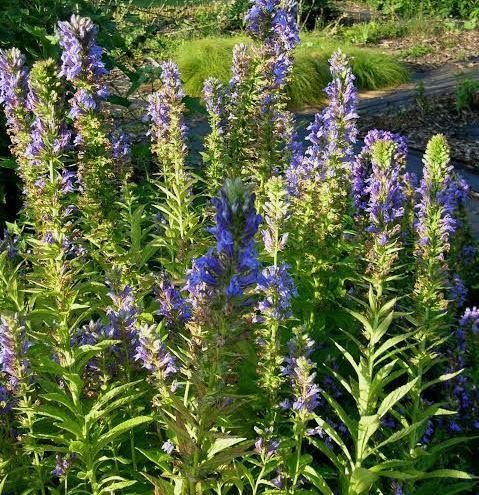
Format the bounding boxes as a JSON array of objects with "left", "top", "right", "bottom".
[
  {"left": 141, "top": 473, "right": 175, "bottom": 495},
  {"left": 93, "top": 416, "right": 152, "bottom": 454},
  {"left": 368, "top": 421, "right": 425, "bottom": 457},
  {"left": 137, "top": 448, "right": 172, "bottom": 470},
  {"left": 421, "top": 370, "right": 463, "bottom": 392},
  {"left": 357, "top": 414, "right": 380, "bottom": 460},
  {"left": 207, "top": 436, "right": 247, "bottom": 459},
  {"left": 0, "top": 475, "right": 7, "bottom": 494},
  {"left": 303, "top": 465, "right": 334, "bottom": 495},
  {"left": 0, "top": 158, "right": 16, "bottom": 169},
  {"left": 349, "top": 467, "right": 379, "bottom": 494},
  {"left": 373, "top": 332, "right": 413, "bottom": 361},
  {"left": 313, "top": 415, "right": 353, "bottom": 465},
  {"left": 421, "top": 470, "right": 478, "bottom": 480},
  {"left": 377, "top": 378, "right": 418, "bottom": 418}
]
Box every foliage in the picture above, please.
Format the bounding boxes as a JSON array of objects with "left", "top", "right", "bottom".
[
  {"left": 361, "top": 0, "right": 478, "bottom": 18},
  {"left": 0, "top": 2, "right": 478, "bottom": 495},
  {"left": 455, "top": 77, "right": 479, "bottom": 112},
  {"left": 173, "top": 34, "right": 409, "bottom": 109}
]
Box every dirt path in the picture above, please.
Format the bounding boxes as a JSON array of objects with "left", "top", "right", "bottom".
[{"left": 356, "top": 62, "right": 479, "bottom": 115}]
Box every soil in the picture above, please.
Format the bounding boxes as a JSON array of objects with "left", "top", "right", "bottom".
[
  {"left": 360, "top": 93, "right": 479, "bottom": 168},
  {"left": 378, "top": 29, "right": 479, "bottom": 70}
]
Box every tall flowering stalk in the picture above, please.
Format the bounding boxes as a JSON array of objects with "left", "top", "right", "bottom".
[
  {"left": 202, "top": 78, "right": 226, "bottom": 196},
  {"left": 414, "top": 135, "right": 465, "bottom": 334},
  {"left": 255, "top": 177, "right": 296, "bottom": 420},
  {"left": 408, "top": 135, "right": 468, "bottom": 455},
  {"left": 280, "top": 326, "right": 321, "bottom": 492},
  {"left": 362, "top": 137, "right": 408, "bottom": 289},
  {"left": 217, "top": 1, "right": 300, "bottom": 199},
  {"left": 0, "top": 314, "right": 46, "bottom": 493},
  {"left": 148, "top": 61, "right": 199, "bottom": 275},
  {"left": 446, "top": 307, "right": 479, "bottom": 433},
  {"left": 287, "top": 50, "right": 358, "bottom": 313},
  {"left": 58, "top": 15, "right": 115, "bottom": 227},
  {"left": 186, "top": 179, "right": 261, "bottom": 326},
  {"left": 184, "top": 178, "right": 261, "bottom": 404},
  {"left": 242, "top": 0, "right": 300, "bottom": 197},
  {"left": 222, "top": 43, "right": 257, "bottom": 179},
  {"left": 0, "top": 48, "right": 31, "bottom": 181},
  {"left": 287, "top": 49, "right": 358, "bottom": 197},
  {"left": 24, "top": 59, "right": 84, "bottom": 361},
  {"left": 147, "top": 61, "right": 187, "bottom": 179}
]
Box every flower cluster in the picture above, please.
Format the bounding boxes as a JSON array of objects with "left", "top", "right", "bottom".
[
  {"left": 415, "top": 135, "right": 468, "bottom": 257},
  {"left": 135, "top": 324, "right": 177, "bottom": 383},
  {"left": 105, "top": 282, "right": 138, "bottom": 356},
  {"left": 0, "top": 314, "right": 29, "bottom": 391},
  {"left": 281, "top": 329, "right": 320, "bottom": 415},
  {"left": 448, "top": 307, "right": 479, "bottom": 431},
  {"left": 287, "top": 50, "right": 358, "bottom": 196},
  {"left": 352, "top": 130, "right": 408, "bottom": 218},
  {"left": 52, "top": 453, "right": 77, "bottom": 478},
  {"left": 147, "top": 61, "right": 187, "bottom": 174},
  {"left": 255, "top": 264, "right": 296, "bottom": 323},
  {"left": 185, "top": 179, "right": 262, "bottom": 317},
  {"left": 0, "top": 48, "right": 30, "bottom": 154},
  {"left": 364, "top": 137, "right": 407, "bottom": 261},
  {"left": 245, "top": 0, "right": 299, "bottom": 88},
  {"left": 58, "top": 14, "right": 108, "bottom": 122},
  {"left": 156, "top": 274, "right": 191, "bottom": 329},
  {"left": 254, "top": 433, "right": 280, "bottom": 459},
  {"left": 58, "top": 15, "right": 107, "bottom": 90}
]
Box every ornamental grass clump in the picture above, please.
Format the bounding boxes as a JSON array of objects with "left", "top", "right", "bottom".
[{"left": 0, "top": 2, "right": 478, "bottom": 494}]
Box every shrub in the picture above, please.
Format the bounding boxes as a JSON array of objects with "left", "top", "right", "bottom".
[
  {"left": 0, "top": 1, "right": 477, "bottom": 494},
  {"left": 456, "top": 77, "right": 479, "bottom": 111}
]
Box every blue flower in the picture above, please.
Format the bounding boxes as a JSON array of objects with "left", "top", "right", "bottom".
[
  {"left": 185, "top": 179, "right": 262, "bottom": 316},
  {"left": 254, "top": 263, "right": 297, "bottom": 323},
  {"left": 156, "top": 275, "right": 191, "bottom": 328}
]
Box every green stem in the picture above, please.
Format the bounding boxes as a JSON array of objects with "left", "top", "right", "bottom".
[{"left": 291, "top": 429, "right": 304, "bottom": 493}]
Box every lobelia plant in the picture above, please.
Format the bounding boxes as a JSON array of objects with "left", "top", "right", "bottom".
[
  {"left": 286, "top": 49, "right": 358, "bottom": 324},
  {"left": 0, "top": 2, "right": 478, "bottom": 494},
  {"left": 148, "top": 60, "right": 201, "bottom": 277}
]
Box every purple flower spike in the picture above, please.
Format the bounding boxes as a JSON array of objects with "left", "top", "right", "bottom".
[
  {"left": 282, "top": 329, "right": 320, "bottom": 415},
  {"left": 286, "top": 50, "right": 358, "bottom": 196},
  {"left": 58, "top": 15, "right": 107, "bottom": 83},
  {"left": 135, "top": 324, "right": 177, "bottom": 380},
  {"left": 105, "top": 281, "right": 138, "bottom": 356},
  {"left": 353, "top": 130, "right": 407, "bottom": 218},
  {"left": 0, "top": 314, "right": 30, "bottom": 391},
  {"left": 0, "top": 48, "right": 29, "bottom": 138},
  {"left": 147, "top": 60, "right": 187, "bottom": 153}
]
